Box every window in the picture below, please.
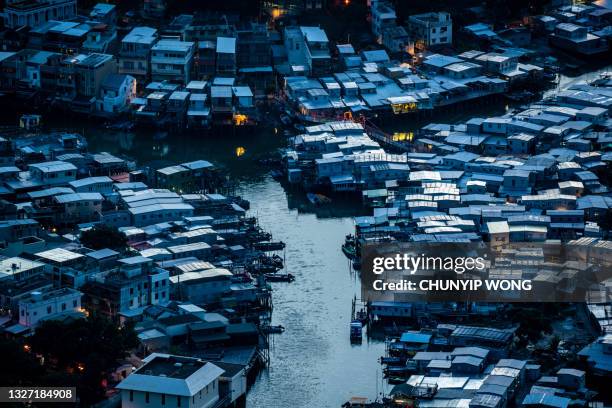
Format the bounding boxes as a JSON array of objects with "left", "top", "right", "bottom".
[
  {"left": 73, "top": 300, "right": 77, "bottom": 307},
  {"left": 129, "top": 391, "right": 133, "bottom": 401},
  {"left": 61, "top": 303, "right": 66, "bottom": 311},
  {"left": 161, "top": 394, "right": 165, "bottom": 405},
  {"left": 145, "top": 392, "right": 149, "bottom": 403},
  {"left": 47, "top": 306, "right": 52, "bottom": 314},
  {"left": 177, "top": 397, "right": 181, "bottom": 407}
]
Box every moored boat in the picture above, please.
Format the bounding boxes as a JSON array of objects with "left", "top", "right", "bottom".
[
  {"left": 253, "top": 241, "right": 286, "bottom": 251},
  {"left": 350, "top": 320, "right": 363, "bottom": 342},
  {"left": 262, "top": 324, "right": 285, "bottom": 334},
  {"left": 264, "top": 273, "right": 295, "bottom": 282}
]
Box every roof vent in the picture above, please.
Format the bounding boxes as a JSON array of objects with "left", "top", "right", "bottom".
[{"left": 174, "top": 362, "right": 183, "bottom": 368}]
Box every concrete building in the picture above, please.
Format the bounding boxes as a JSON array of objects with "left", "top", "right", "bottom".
[
  {"left": 236, "top": 22, "right": 270, "bottom": 68},
  {"left": 54, "top": 192, "right": 103, "bottom": 224},
  {"left": 98, "top": 74, "right": 137, "bottom": 114},
  {"left": 29, "top": 160, "right": 77, "bottom": 187},
  {"left": 549, "top": 23, "right": 609, "bottom": 56},
  {"left": 407, "top": 12, "right": 453, "bottom": 50},
  {"left": 18, "top": 287, "right": 82, "bottom": 328},
  {"left": 119, "top": 27, "right": 158, "bottom": 80},
  {"left": 151, "top": 40, "right": 195, "bottom": 84},
  {"left": 89, "top": 3, "right": 117, "bottom": 26},
  {"left": 82, "top": 256, "right": 170, "bottom": 319},
  {"left": 0, "top": 257, "right": 45, "bottom": 282},
  {"left": 215, "top": 37, "right": 236, "bottom": 76},
  {"left": 72, "top": 53, "right": 117, "bottom": 111},
  {"left": 299, "top": 26, "right": 330, "bottom": 76},
  {"left": 371, "top": 1, "right": 397, "bottom": 40},
  {"left": 4, "top": 0, "right": 76, "bottom": 29},
  {"left": 117, "top": 353, "right": 224, "bottom": 408}
]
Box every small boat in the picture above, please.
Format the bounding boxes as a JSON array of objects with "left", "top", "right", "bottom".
[
  {"left": 264, "top": 273, "right": 295, "bottom": 282},
  {"left": 380, "top": 356, "right": 403, "bottom": 366},
  {"left": 262, "top": 324, "right": 285, "bottom": 334},
  {"left": 341, "top": 234, "right": 358, "bottom": 260},
  {"left": 355, "top": 309, "right": 368, "bottom": 323},
  {"left": 259, "top": 254, "right": 284, "bottom": 269},
  {"left": 383, "top": 366, "right": 413, "bottom": 376},
  {"left": 248, "top": 264, "right": 279, "bottom": 274},
  {"left": 387, "top": 376, "right": 406, "bottom": 384},
  {"left": 253, "top": 241, "right": 286, "bottom": 251},
  {"left": 350, "top": 320, "right": 363, "bottom": 342}
]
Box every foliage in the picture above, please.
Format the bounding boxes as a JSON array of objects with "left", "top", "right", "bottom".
[
  {"left": 27, "top": 315, "right": 139, "bottom": 405},
  {"left": 0, "top": 338, "right": 45, "bottom": 386},
  {"left": 80, "top": 224, "right": 127, "bottom": 251}
]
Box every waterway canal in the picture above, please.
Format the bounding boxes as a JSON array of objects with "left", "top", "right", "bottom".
[{"left": 81, "top": 125, "right": 390, "bottom": 407}]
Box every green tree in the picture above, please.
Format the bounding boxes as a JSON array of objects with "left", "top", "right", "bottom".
[
  {"left": 0, "top": 338, "right": 45, "bottom": 386},
  {"left": 80, "top": 224, "right": 127, "bottom": 250},
  {"left": 30, "top": 315, "right": 139, "bottom": 405}
]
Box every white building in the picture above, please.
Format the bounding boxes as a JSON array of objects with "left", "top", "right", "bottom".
[
  {"left": 54, "top": 192, "right": 103, "bottom": 224},
  {"left": 216, "top": 37, "right": 236, "bottom": 76},
  {"left": 117, "top": 353, "right": 224, "bottom": 408},
  {"left": 69, "top": 176, "right": 114, "bottom": 194},
  {"left": 18, "top": 288, "right": 82, "bottom": 328},
  {"left": 169, "top": 268, "right": 232, "bottom": 304},
  {"left": 299, "top": 26, "right": 331, "bottom": 76},
  {"left": 407, "top": 12, "right": 453, "bottom": 49},
  {"left": 29, "top": 161, "right": 77, "bottom": 187},
  {"left": 151, "top": 40, "right": 195, "bottom": 84},
  {"left": 119, "top": 27, "right": 158, "bottom": 79},
  {"left": 4, "top": 0, "right": 76, "bottom": 29},
  {"left": 129, "top": 203, "right": 195, "bottom": 227},
  {"left": 98, "top": 74, "right": 137, "bottom": 113},
  {"left": 371, "top": 1, "right": 397, "bottom": 39},
  {"left": 0, "top": 257, "right": 45, "bottom": 282}
]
